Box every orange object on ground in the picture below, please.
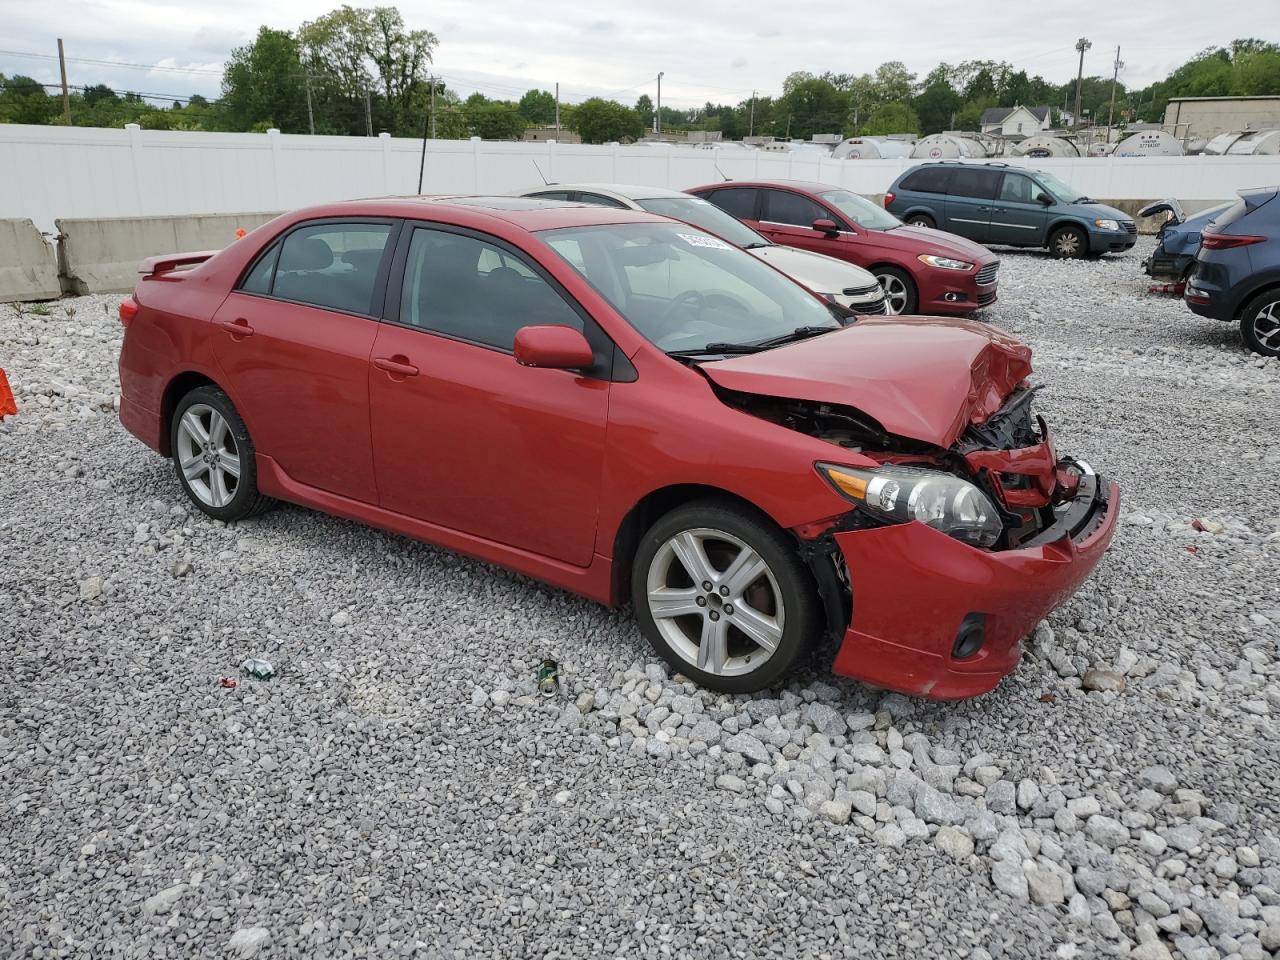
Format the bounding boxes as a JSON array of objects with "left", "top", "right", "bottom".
[{"left": 0, "top": 367, "right": 16, "bottom": 419}]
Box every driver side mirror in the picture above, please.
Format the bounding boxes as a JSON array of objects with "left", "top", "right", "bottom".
[
  {"left": 812, "top": 218, "right": 840, "bottom": 237},
  {"left": 513, "top": 324, "right": 594, "bottom": 370},
  {"left": 1037, "top": 193, "right": 1054, "bottom": 206}
]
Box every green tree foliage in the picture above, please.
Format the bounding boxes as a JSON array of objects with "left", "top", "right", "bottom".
[
  {"left": 221, "top": 27, "right": 309, "bottom": 132},
  {"left": 634, "top": 93, "right": 653, "bottom": 126},
  {"left": 0, "top": 75, "right": 60, "bottom": 124},
  {"left": 518, "top": 89, "right": 556, "bottom": 125},
  {"left": 568, "top": 97, "right": 643, "bottom": 143},
  {"left": 860, "top": 101, "right": 919, "bottom": 136},
  {"left": 775, "top": 74, "right": 848, "bottom": 138},
  {"left": 461, "top": 92, "right": 525, "bottom": 139}
]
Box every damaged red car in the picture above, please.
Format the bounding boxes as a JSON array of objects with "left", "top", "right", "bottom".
[{"left": 118, "top": 197, "right": 1118, "bottom": 698}]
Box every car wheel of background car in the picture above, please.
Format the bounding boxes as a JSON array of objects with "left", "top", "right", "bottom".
[
  {"left": 1239, "top": 289, "right": 1280, "bottom": 358},
  {"left": 872, "top": 267, "right": 918, "bottom": 315},
  {"left": 170, "top": 385, "right": 273, "bottom": 521},
  {"left": 631, "top": 499, "right": 819, "bottom": 694},
  {"left": 1049, "top": 225, "right": 1087, "bottom": 259},
  {"left": 905, "top": 214, "right": 935, "bottom": 229}
]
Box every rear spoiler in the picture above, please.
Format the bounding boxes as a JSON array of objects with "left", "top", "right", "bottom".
[{"left": 138, "top": 250, "right": 220, "bottom": 277}]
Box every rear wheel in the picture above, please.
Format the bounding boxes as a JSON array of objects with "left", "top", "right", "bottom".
[
  {"left": 872, "top": 266, "right": 918, "bottom": 315},
  {"left": 171, "top": 385, "right": 273, "bottom": 521},
  {"left": 1239, "top": 289, "right": 1280, "bottom": 357},
  {"left": 1049, "top": 225, "right": 1088, "bottom": 259},
  {"left": 905, "top": 213, "right": 936, "bottom": 229},
  {"left": 631, "top": 500, "right": 819, "bottom": 694}
]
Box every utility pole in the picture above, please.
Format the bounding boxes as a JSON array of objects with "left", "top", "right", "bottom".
[
  {"left": 749, "top": 90, "right": 756, "bottom": 137},
  {"left": 656, "top": 72, "right": 663, "bottom": 135},
  {"left": 304, "top": 74, "right": 315, "bottom": 134},
  {"left": 365, "top": 90, "right": 373, "bottom": 136},
  {"left": 1106, "top": 46, "right": 1124, "bottom": 144},
  {"left": 429, "top": 76, "right": 437, "bottom": 138},
  {"left": 56, "top": 38, "right": 71, "bottom": 125},
  {"left": 554, "top": 82, "right": 560, "bottom": 133},
  {"left": 1073, "top": 37, "right": 1091, "bottom": 136}
]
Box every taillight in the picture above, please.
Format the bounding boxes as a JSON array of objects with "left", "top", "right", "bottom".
[
  {"left": 1200, "top": 233, "right": 1265, "bottom": 250},
  {"left": 884, "top": 191, "right": 895, "bottom": 208},
  {"left": 118, "top": 298, "right": 139, "bottom": 327}
]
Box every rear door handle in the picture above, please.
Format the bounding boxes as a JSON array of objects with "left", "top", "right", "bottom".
[
  {"left": 373, "top": 355, "right": 419, "bottom": 378},
  {"left": 215, "top": 318, "right": 254, "bottom": 338}
]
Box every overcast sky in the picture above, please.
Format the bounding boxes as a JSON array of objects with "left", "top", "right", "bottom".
[{"left": 0, "top": 0, "right": 1272, "bottom": 110}]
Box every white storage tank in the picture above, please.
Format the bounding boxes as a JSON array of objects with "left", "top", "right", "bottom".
[
  {"left": 1204, "top": 131, "right": 1247, "bottom": 155},
  {"left": 1113, "top": 129, "right": 1185, "bottom": 157},
  {"left": 1011, "top": 136, "right": 1082, "bottom": 158},
  {"left": 761, "top": 140, "right": 834, "bottom": 155},
  {"left": 831, "top": 137, "right": 913, "bottom": 160},
  {"left": 910, "top": 134, "right": 988, "bottom": 159},
  {"left": 1225, "top": 130, "right": 1280, "bottom": 155}
]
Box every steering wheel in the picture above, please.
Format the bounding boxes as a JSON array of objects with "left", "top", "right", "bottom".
[{"left": 659, "top": 289, "right": 706, "bottom": 326}]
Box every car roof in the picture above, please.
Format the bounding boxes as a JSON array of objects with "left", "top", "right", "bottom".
[
  {"left": 692, "top": 179, "right": 843, "bottom": 196},
  {"left": 528, "top": 183, "right": 697, "bottom": 203},
  {"left": 318, "top": 195, "right": 668, "bottom": 231}
]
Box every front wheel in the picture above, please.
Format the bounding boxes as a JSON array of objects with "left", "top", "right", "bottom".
[
  {"left": 1049, "top": 225, "right": 1088, "bottom": 259},
  {"left": 872, "top": 266, "right": 918, "bottom": 315},
  {"left": 631, "top": 500, "right": 819, "bottom": 693},
  {"left": 1239, "top": 289, "right": 1280, "bottom": 357}
]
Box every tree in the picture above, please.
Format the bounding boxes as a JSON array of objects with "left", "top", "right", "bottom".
[
  {"left": 569, "top": 98, "right": 643, "bottom": 143},
  {"left": 461, "top": 93, "right": 525, "bottom": 139},
  {"left": 221, "top": 27, "right": 309, "bottom": 133},
  {"left": 912, "top": 80, "right": 961, "bottom": 135},
  {"left": 518, "top": 89, "right": 556, "bottom": 125},
  {"left": 776, "top": 76, "right": 848, "bottom": 138},
  {"left": 83, "top": 84, "right": 118, "bottom": 108},
  {"left": 860, "top": 102, "right": 919, "bottom": 136},
  {"left": 634, "top": 93, "right": 653, "bottom": 126},
  {"left": 0, "top": 75, "right": 58, "bottom": 125}
]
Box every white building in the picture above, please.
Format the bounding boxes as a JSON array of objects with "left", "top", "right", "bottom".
[{"left": 980, "top": 105, "right": 1052, "bottom": 138}]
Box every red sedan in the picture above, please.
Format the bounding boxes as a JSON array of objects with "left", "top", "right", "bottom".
[
  {"left": 687, "top": 180, "right": 999, "bottom": 316},
  {"left": 118, "top": 196, "right": 1116, "bottom": 698}
]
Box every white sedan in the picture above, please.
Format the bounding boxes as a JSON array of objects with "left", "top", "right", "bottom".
[{"left": 518, "top": 183, "right": 888, "bottom": 315}]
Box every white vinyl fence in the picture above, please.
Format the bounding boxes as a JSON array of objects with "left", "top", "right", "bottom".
[{"left": 3, "top": 123, "right": 1280, "bottom": 235}]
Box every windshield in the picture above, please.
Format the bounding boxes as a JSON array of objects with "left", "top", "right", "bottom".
[
  {"left": 820, "top": 190, "right": 902, "bottom": 230},
  {"left": 539, "top": 222, "right": 839, "bottom": 353},
  {"left": 1035, "top": 172, "right": 1086, "bottom": 203},
  {"left": 635, "top": 196, "right": 769, "bottom": 249}
]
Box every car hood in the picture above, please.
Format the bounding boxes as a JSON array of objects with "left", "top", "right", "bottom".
[
  {"left": 871, "top": 225, "right": 997, "bottom": 264},
  {"left": 1072, "top": 201, "right": 1131, "bottom": 222},
  {"left": 701, "top": 317, "right": 1032, "bottom": 448},
  {"left": 750, "top": 245, "right": 879, "bottom": 291}
]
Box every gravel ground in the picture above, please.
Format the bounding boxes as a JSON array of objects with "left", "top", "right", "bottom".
[{"left": 2, "top": 239, "right": 1279, "bottom": 960}]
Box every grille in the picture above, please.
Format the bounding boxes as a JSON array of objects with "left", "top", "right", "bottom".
[
  {"left": 850, "top": 295, "right": 888, "bottom": 315},
  {"left": 842, "top": 283, "right": 882, "bottom": 297},
  {"left": 1123, "top": 221, "right": 1137, "bottom": 236},
  {"left": 975, "top": 262, "right": 999, "bottom": 286},
  {"left": 978, "top": 290, "right": 998, "bottom": 306}
]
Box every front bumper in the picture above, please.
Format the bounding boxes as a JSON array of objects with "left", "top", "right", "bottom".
[
  {"left": 824, "top": 468, "right": 1119, "bottom": 699},
  {"left": 1089, "top": 229, "right": 1138, "bottom": 254},
  {"left": 921, "top": 264, "right": 999, "bottom": 314}
]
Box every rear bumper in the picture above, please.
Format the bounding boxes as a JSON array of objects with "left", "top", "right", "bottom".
[
  {"left": 826, "top": 472, "right": 1119, "bottom": 699},
  {"left": 119, "top": 393, "right": 165, "bottom": 452}
]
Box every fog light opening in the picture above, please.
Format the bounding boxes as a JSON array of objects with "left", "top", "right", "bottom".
[{"left": 952, "top": 614, "right": 986, "bottom": 660}]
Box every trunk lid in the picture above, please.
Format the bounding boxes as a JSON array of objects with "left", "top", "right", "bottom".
[{"left": 701, "top": 317, "right": 1032, "bottom": 448}]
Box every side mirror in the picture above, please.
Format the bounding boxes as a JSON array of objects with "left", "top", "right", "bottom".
[
  {"left": 513, "top": 324, "right": 594, "bottom": 370},
  {"left": 812, "top": 218, "right": 840, "bottom": 236},
  {"left": 1037, "top": 193, "right": 1054, "bottom": 206}
]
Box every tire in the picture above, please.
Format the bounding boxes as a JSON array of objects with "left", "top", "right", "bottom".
[
  {"left": 872, "top": 266, "right": 918, "bottom": 315},
  {"left": 905, "top": 213, "right": 936, "bottom": 229},
  {"left": 170, "top": 385, "right": 273, "bottom": 521},
  {"left": 631, "top": 499, "right": 819, "bottom": 694},
  {"left": 1049, "top": 225, "right": 1088, "bottom": 259},
  {"left": 1239, "top": 288, "right": 1280, "bottom": 358}
]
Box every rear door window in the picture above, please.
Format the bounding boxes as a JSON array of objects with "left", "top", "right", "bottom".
[
  {"left": 576, "top": 192, "right": 630, "bottom": 209},
  {"left": 700, "top": 187, "right": 759, "bottom": 219},
  {"left": 762, "top": 189, "right": 830, "bottom": 228},
  {"left": 901, "top": 166, "right": 953, "bottom": 194},
  {"left": 526, "top": 190, "right": 574, "bottom": 202},
  {"left": 271, "top": 222, "right": 394, "bottom": 315},
  {"left": 947, "top": 168, "right": 1001, "bottom": 200}
]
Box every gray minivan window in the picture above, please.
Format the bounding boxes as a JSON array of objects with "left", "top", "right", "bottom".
[{"left": 947, "top": 168, "right": 1001, "bottom": 199}]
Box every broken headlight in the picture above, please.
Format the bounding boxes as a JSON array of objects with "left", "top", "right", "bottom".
[{"left": 818, "top": 463, "right": 1004, "bottom": 548}]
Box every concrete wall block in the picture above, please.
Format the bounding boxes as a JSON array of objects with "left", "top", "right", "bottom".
[{"left": 0, "top": 218, "right": 60, "bottom": 303}]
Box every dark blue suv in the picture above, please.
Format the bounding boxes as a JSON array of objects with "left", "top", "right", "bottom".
[
  {"left": 885, "top": 162, "right": 1137, "bottom": 259},
  {"left": 1185, "top": 186, "right": 1280, "bottom": 357}
]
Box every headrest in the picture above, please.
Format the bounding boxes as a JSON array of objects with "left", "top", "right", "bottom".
[{"left": 280, "top": 236, "right": 334, "bottom": 272}]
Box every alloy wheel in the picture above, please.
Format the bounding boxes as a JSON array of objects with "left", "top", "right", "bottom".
[
  {"left": 1251, "top": 299, "right": 1280, "bottom": 353},
  {"left": 175, "top": 403, "right": 241, "bottom": 508},
  {"left": 1055, "top": 231, "right": 1081, "bottom": 257},
  {"left": 644, "top": 527, "right": 784, "bottom": 677},
  {"left": 875, "top": 272, "right": 909, "bottom": 314}
]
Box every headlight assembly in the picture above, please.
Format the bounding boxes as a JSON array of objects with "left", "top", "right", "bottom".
[
  {"left": 916, "top": 254, "right": 974, "bottom": 271},
  {"left": 819, "top": 462, "right": 1004, "bottom": 547},
  {"left": 1094, "top": 219, "right": 1120, "bottom": 231}
]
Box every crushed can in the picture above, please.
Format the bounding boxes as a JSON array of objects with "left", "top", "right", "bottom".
[
  {"left": 240, "top": 658, "right": 274, "bottom": 681},
  {"left": 536, "top": 659, "right": 559, "bottom": 697},
  {"left": 220, "top": 677, "right": 238, "bottom": 690}
]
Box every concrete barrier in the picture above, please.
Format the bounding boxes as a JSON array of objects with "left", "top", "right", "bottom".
[
  {"left": 57, "top": 212, "right": 282, "bottom": 295},
  {"left": 0, "top": 218, "right": 60, "bottom": 302}
]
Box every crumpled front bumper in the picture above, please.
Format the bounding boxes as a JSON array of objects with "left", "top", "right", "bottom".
[{"left": 825, "top": 466, "right": 1119, "bottom": 700}]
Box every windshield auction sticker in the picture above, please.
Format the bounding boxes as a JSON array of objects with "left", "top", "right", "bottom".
[{"left": 676, "top": 233, "right": 731, "bottom": 250}]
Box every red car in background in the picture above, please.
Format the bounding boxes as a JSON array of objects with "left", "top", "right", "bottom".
[
  {"left": 118, "top": 196, "right": 1115, "bottom": 699},
  {"left": 687, "top": 180, "right": 1000, "bottom": 316}
]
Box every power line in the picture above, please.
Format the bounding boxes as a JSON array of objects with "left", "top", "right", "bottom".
[{"left": 0, "top": 48, "right": 224, "bottom": 76}]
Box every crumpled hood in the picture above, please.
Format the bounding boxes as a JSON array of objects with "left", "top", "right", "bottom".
[{"left": 701, "top": 317, "right": 1033, "bottom": 448}]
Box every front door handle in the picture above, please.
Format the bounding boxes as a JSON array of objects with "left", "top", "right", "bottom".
[
  {"left": 216, "top": 318, "right": 254, "bottom": 338},
  {"left": 373, "top": 355, "right": 419, "bottom": 378}
]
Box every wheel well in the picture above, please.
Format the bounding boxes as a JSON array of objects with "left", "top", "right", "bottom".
[
  {"left": 1047, "top": 219, "right": 1086, "bottom": 238},
  {"left": 903, "top": 209, "right": 936, "bottom": 223},
  {"left": 610, "top": 484, "right": 773, "bottom": 605},
  {"left": 159, "top": 371, "right": 219, "bottom": 455},
  {"left": 1234, "top": 281, "right": 1280, "bottom": 322}
]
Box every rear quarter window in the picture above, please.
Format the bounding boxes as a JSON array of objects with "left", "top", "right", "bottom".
[
  {"left": 699, "top": 187, "right": 758, "bottom": 219},
  {"left": 900, "top": 166, "right": 952, "bottom": 194}
]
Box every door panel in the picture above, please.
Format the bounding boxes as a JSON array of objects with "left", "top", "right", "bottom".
[
  {"left": 211, "top": 293, "right": 380, "bottom": 501},
  {"left": 988, "top": 173, "right": 1050, "bottom": 246},
  {"left": 942, "top": 168, "right": 1000, "bottom": 243},
  {"left": 368, "top": 326, "right": 609, "bottom": 566}
]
